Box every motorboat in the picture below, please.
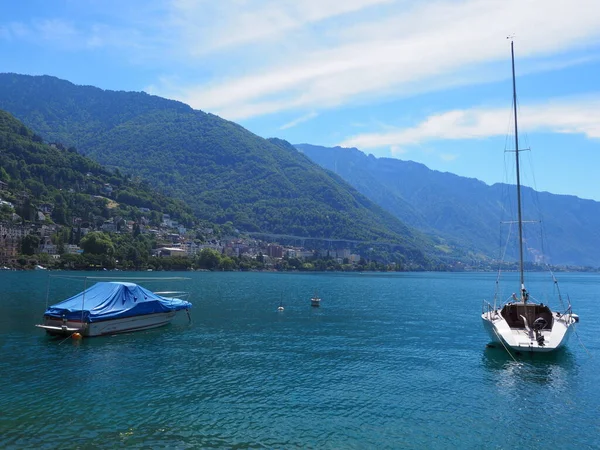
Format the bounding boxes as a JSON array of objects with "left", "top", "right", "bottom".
[
  {"left": 36, "top": 277, "right": 191, "bottom": 337},
  {"left": 311, "top": 292, "right": 321, "bottom": 307}
]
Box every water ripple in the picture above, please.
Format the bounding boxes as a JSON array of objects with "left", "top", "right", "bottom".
[{"left": 0, "top": 271, "right": 598, "bottom": 449}]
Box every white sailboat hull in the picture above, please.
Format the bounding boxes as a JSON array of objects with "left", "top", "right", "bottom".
[
  {"left": 482, "top": 310, "right": 575, "bottom": 353},
  {"left": 36, "top": 310, "right": 183, "bottom": 337}
]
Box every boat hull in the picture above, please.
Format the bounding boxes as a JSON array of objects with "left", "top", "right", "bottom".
[
  {"left": 482, "top": 311, "right": 574, "bottom": 353},
  {"left": 36, "top": 311, "right": 181, "bottom": 337}
]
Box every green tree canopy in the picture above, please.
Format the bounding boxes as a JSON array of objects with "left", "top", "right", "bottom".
[
  {"left": 80, "top": 231, "right": 115, "bottom": 255},
  {"left": 21, "top": 234, "right": 40, "bottom": 255}
]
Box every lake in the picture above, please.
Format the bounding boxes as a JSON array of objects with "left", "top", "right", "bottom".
[{"left": 1, "top": 271, "right": 598, "bottom": 449}]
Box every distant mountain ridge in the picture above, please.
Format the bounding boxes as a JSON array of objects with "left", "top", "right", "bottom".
[
  {"left": 295, "top": 143, "right": 600, "bottom": 267},
  {"left": 0, "top": 73, "right": 438, "bottom": 267}
]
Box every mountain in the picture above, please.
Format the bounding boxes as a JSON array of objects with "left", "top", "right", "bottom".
[
  {"left": 295, "top": 143, "right": 600, "bottom": 268},
  {"left": 0, "top": 73, "right": 436, "bottom": 266},
  {"left": 0, "top": 109, "right": 196, "bottom": 227}
]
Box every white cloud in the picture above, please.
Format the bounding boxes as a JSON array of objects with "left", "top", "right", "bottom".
[
  {"left": 339, "top": 95, "right": 600, "bottom": 150},
  {"left": 280, "top": 111, "right": 319, "bottom": 130},
  {"left": 149, "top": 0, "right": 600, "bottom": 120},
  {"left": 5, "top": 0, "right": 600, "bottom": 125},
  {"left": 168, "top": 0, "right": 394, "bottom": 55}
]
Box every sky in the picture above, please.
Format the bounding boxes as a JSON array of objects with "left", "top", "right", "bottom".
[{"left": 2, "top": 0, "right": 600, "bottom": 200}]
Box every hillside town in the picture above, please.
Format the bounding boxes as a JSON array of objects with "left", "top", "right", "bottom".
[{"left": 1, "top": 186, "right": 370, "bottom": 271}]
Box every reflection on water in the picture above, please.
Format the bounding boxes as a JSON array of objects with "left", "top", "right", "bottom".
[{"left": 482, "top": 345, "right": 578, "bottom": 391}]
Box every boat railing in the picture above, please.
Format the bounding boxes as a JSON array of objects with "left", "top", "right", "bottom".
[
  {"left": 482, "top": 300, "right": 496, "bottom": 316},
  {"left": 155, "top": 291, "right": 191, "bottom": 302},
  {"left": 558, "top": 304, "right": 575, "bottom": 320}
]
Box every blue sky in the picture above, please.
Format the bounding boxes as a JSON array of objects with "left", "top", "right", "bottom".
[{"left": 2, "top": 0, "right": 600, "bottom": 200}]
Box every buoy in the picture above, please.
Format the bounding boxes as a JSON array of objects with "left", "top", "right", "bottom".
[{"left": 72, "top": 332, "right": 83, "bottom": 340}]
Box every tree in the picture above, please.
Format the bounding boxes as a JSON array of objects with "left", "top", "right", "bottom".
[
  {"left": 21, "top": 234, "right": 40, "bottom": 255},
  {"left": 197, "top": 248, "right": 221, "bottom": 270},
  {"left": 0, "top": 166, "right": 10, "bottom": 182},
  {"left": 53, "top": 205, "right": 68, "bottom": 225},
  {"left": 219, "top": 256, "right": 237, "bottom": 271},
  {"left": 18, "top": 198, "right": 35, "bottom": 222},
  {"left": 80, "top": 231, "right": 115, "bottom": 255},
  {"left": 133, "top": 222, "right": 141, "bottom": 237},
  {"left": 126, "top": 246, "right": 142, "bottom": 269}
]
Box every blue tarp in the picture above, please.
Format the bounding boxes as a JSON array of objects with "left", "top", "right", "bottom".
[{"left": 44, "top": 281, "right": 191, "bottom": 323}]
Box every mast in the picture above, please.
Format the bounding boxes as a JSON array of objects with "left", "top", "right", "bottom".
[{"left": 510, "top": 40, "right": 526, "bottom": 301}]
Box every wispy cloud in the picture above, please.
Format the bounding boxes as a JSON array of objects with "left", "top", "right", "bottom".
[
  {"left": 0, "top": 22, "right": 31, "bottom": 41},
  {"left": 148, "top": 0, "right": 600, "bottom": 119},
  {"left": 339, "top": 95, "right": 600, "bottom": 150},
  {"left": 280, "top": 111, "right": 319, "bottom": 130},
  {"left": 168, "top": 0, "right": 394, "bottom": 55},
  {"left": 0, "top": 1, "right": 169, "bottom": 54},
  {"left": 35, "top": 18, "right": 78, "bottom": 42},
  {"left": 4, "top": 0, "right": 600, "bottom": 124}
]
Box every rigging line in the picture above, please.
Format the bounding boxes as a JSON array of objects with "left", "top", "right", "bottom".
[
  {"left": 501, "top": 222, "right": 513, "bottom": 263},
  {"left": 502, "top": 96, "right": 516, "bottom": 216},
  {"left": 523, "top": 145, "right": 551, "bottom": 265},
  {"left": 503, "top": 84, "right": 515, "bottom": 154},
  {"left": 497, "top": 223, "right": 513, "bottom": 274},
  {"left": 494, "top": 222, "right": 515, "bottom": 304},
  {"left": 494, "top": 217, "right": 503, "bottom": 300},
  {"left": 546, "top": 265, "right": 566, "bottom": 311}
]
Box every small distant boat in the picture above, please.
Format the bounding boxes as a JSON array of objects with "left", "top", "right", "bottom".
[
  {"left": 311, "top": 292, "right": 321, "bottom": 307},
  {"left": 36, "top": 277, "right": 192, "bottom": 337},
  {"left": 35, "top": 264, "right": 47, "bottom": 270}
]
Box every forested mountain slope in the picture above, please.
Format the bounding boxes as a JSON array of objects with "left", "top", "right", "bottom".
[
  {"left": 0, "top": 73, "right": 437, "bottom": 266},
  {"left": 0, "top": 109, "right": 195, "bottom": 227}
]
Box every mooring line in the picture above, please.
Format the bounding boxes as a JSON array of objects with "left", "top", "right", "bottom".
[
  {"left": 58, "top": 332, "right": 76, "bottom": 345},
  {"left": 572, "top": 324, "right": 592, "bottom": 358},
  {"left": 492, "top": 327, "right": 519, "bottom": 363}
]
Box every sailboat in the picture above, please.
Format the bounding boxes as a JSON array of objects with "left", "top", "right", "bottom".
[{"left": 481, "top": 40, "right": 579, "bottom": 353}]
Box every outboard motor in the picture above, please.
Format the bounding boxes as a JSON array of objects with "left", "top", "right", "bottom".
[
  {"left": 533, "top": 317, "right": 547, "bottom": 346},
  {"left": 536, "top": 333, "right": 545, "bottom": 346}
]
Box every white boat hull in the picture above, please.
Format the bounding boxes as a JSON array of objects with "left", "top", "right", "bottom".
[
  {"left": 36, "top": 310, "right": 182, "bottom": 337},
  {"left": 482, "top": 310, "right": 575, "bottom": 353}
]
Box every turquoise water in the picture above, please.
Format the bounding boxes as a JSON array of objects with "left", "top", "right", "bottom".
[{"left": 1, "top": 271, "right": 598, "bottom": 449}]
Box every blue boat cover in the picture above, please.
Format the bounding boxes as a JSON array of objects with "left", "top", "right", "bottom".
[{"left": 44, "top": 281, "right": 191, "bottom": 323}]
